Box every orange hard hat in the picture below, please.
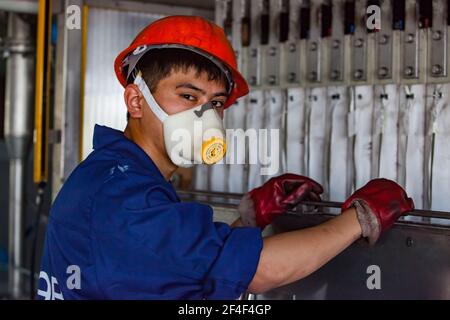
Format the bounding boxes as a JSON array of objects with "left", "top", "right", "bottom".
[{"left": 114, "top": 15, "right": 249, "bottom": 109}]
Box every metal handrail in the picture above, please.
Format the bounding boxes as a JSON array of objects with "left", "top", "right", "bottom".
[{"left": 177, "top": 189, "right": 450, "bottom": 220}]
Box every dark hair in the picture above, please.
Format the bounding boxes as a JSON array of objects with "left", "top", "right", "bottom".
[{"left": 126, "top": 48, "right": 229, "bottom": 121}]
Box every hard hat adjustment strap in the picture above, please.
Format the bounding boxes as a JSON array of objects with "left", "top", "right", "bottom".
[
  {"left": 133, "top": 72, "right": 168, "bottom": 122},
  {"left": 126, "top": 44, "right": 235, "bottom": 94}
]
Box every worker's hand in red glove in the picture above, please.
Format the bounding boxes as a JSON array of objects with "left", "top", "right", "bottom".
[
  {"left": 342, "top": 178, "right": 414, "bottom": 245},
  {"left": 238, "top": 173, "right": 323, "bottom": 228}
]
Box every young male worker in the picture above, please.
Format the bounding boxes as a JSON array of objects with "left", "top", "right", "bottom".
[{"left": 37, "top": 16, "right": 414, "bottom": 300}]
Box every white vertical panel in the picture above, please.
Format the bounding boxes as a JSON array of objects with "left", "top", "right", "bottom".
[
  {"left": 223, "top": 98, "right": 247, "bottom": 193},
  {"left": 307, "top": 87, "right": 329, "bottom": 191},
  {"left": 397, "top": 89, "right": 408, "bottom": 188},
  {"left": 261, "top": 89, "right": 286, "bottom": 183},
  {"left": 371, "top": 85, "right": 383, "bottom": 180},
  {"left": 403, "top": 84, "right": 426, "bottom": 209},
  {"left": 431, "top": 84, "right": 450, "bottom": 214},
  {"left": 423, "top": 84, "right": 436, "bottom": 210},
  {"left": 286, "top": 87, "right": 306, "bottom": 175},
  {"left": 83, "top": 8, "right": 163, "bottom": 159},
  {"left": 247, "top": 90, "right": 265, "bottom": 190},
  {"left": 378, "top": 84, "right": 400, "bottom": 181},
  {"left": 328, "top": 86, "right": 351, "bottom": 201},
  {"left": 353, "top": 85, "right": 374, "bottom": 189}
]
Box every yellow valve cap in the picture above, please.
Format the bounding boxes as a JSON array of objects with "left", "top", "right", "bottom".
[{"left": 202, "top": 137, "right": 226, "bottom": 164}]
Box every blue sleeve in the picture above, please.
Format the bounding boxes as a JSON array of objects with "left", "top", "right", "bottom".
[
  {"left": 203, "top": 222, "right": 263, "bottom": 299},
  {"left": 91, "top": 176, "right": 263, "bottom": 300}
]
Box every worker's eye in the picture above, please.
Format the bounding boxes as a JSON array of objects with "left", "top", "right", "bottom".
[
  {"left": 211, "top": 101, "right": 224, "bottom": 118},
  {"left": 211, "top": 100, "right": 224, "bottom": 108},
  {"left": 181, "top": 94, "right": 196, "bottom": 102}
]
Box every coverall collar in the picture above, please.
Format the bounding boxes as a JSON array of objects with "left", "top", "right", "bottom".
[{"left": 92, "top": 124, "right": 167, "bottom": 182}]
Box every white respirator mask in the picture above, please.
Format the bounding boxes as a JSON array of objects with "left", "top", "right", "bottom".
[{"left": 134, "top": 72, "right": 227, "bottom": 168}]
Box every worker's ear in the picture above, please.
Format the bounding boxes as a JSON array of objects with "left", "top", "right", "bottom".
[{"left": 124, "top": 84, "right": 145, "bottom": 119}]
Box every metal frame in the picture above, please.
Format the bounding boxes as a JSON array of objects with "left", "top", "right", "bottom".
[
  {"left": 179, "top": 189, "right": 450, "bottom": 299},
  {"left": 375, "top": 0, "right": 395, "bottom": 84},
  {"left": 268, "top": 213, "right": 450, "bottom": 299},
  {"left": 303, "top": 0, "right": 320, "bottom": 86},
  {"left": 52, "top": 0, "right": 83, "bottom": 198},
  {"left": 246, "top": 0, "right": 265, "bottom": 87},
  {"left": 177, "top": 189, "right": 450, "bottom": 222},
  {"left": 427, "top": 0, "right": 449, "bottom": 83},
  {"left": 84, "top": 0, "right": 214, "bottom": 19},
  {"left": 261, "top": 0, "right": 282, "bottom": 87},
  {"left": 0, "top": 0, "right": 39, "bottom": 14},
  {"left": 348, "top": 0, "right": 372, "bottom": 85},
  {"left": 280, "top": 0, "right": 302, "bottom": 87},
  {"left": 4, "top": 11, "right": 36, "bottom": 300},
  {"left": 401, "top": 0, "right": 427, "bottom": 84},
  {"left": 327, "top": 0, "right": 345, "bottom": 85},
  {"left": 231, "top": 0, "right": 450, "bottom": 89}
]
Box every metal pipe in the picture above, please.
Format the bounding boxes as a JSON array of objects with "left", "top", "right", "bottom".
[
  {"left": 8, "top": 158, "right": 25, "bottom": 299},
  {"left": 294, "top": 200, "right": 450, "bottom": 220},
  {"left": 4, "top": 12, "right": 35, "bottom": 299},
  {"left": 177, "top": 190, "right": 450, "bottom": 220},
  {"left": 177, "top": 189, "right": 243, "bottom": 199},
  {"left": 0, "top": 1, "right": 39, "bottom": 14}
]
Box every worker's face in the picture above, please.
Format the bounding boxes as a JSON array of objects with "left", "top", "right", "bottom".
[
  {"left": 152, "top": 67, "right": 228, "bottom": 118},
  {"left": 124, "top": 67, "right": 228, "bottom": 166}
]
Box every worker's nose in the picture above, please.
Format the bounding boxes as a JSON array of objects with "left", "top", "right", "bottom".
[{"left": 198, "top": 96, "right": 209, "bottom": 106}]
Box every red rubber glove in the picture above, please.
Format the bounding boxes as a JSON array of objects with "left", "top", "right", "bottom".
[
  {"left": 342, "top": 178, "right": 414, "bottom": 244},
  {"left": 238, "top": 173, "right": 323, "bottom": 228}
]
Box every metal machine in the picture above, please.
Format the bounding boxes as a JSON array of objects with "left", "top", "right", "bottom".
[
  {"left": 1, "top": 0, "right": 450, "bottom": 299},
  {"left": 179, "top": 190, "right": 450, "bottom": 299},
  {"left": 205, "top": 0, "right": 450, "bottom": 299},
  {"left": 3, "top": 11, "right": 35, "bottom": 299},
  {"left": 211, "top": 0, "right": 450, "bottom": 211}
]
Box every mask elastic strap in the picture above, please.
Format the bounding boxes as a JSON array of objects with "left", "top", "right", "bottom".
[{"left": 133, "top": 72, "right": 168, "bottom": 122}]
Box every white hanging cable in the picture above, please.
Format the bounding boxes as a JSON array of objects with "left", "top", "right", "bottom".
[
  {"left": 429, "top": 83, "right": 450, "bottom": 224},
  {"left": 307, "top": 87, "right": 328, "bottom": 194},
  {"left": 348, "top": 86, "right": 357, "bottom": 195},
  {"left": 328, "top": 86, "right": 351, "bottom": 202},
  {"left": 280, "top": 90, "right": 288, "bottom": 176},
  {"left": 397, "top": 85, "right": 413, "bottom": 188},
  {"left": 265, "top": 89, "right": 286, "bottom": 180},
  {"left": 247, "top": 90, "right": 265, "bottom": 190},
  {"left": 286, "top": 87, "right": 306, "bottom": 175},
  {"left": 371, "top": 85, "right": 384, "bottom": 180},
  {"left": 225, "top": 98, "right": 248, "bottom": 193},
  {"left": 377, "top": 84, "right": 400, "bottom": 181},
  {"left": 403, "top": 84, "right": 426, "bottom": 217},
  {"left": 353, "top": 85, "right": 374, "bottom": 189},
  {"left": 304, "top": 87, "right": 312, "bottom": 180},
  {"left": 423, "top": 84, "right": 440, "bottom": 212}
]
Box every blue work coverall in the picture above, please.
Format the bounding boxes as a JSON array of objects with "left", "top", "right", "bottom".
[{"left": 37, "top": 125, "right": 263, "bottom": 299}]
